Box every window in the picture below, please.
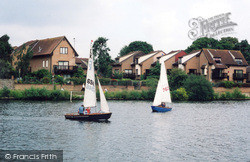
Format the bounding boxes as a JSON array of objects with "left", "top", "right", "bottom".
[
  {"left": 60, "top": 47, "right": 68, "bottom": 54},
  {"left": 124, "top": 69, "right": 132, "bottom": 74},
  {"left": 136, "top": 69, "right": 138, "bottom": 75},
  {"left": 135, "top": 58, "right": 138, "bottom": 64},
  {"left": 213, "top": 57, "right": 222, "bottom": 64},
  {"left": 43, "top": 61, "right": 45, "bottom": 67},
  {"left": 235, "top": 59, "right": 243, "bottom": 65},
  {"left": 58, "top": 61, "right": 69, "bottom": 69},
  {"left": 46, "top": 60, "right": 49, "bottom": 68},
  {"left": 201, "top": 68, "right": 205, "bottom": 75},
  {"left": 189, "top": 69, "right": 197, "bottom": 74},
  {"left": 234, "top": 70, "right": 243, "bottom": 78}
]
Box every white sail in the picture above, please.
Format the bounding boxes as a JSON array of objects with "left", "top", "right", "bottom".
[
  {"left": 83, "top": 44, "right": 96, "bottom": 107},
  {"left": 152, "top": 61, "right": 172, "bottom": 106},
  {"left": 98, "top": 79, "right": 110, "bottom": 113}
]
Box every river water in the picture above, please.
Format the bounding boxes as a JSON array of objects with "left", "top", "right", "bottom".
[{"left": 0, "top": 100, "right": 249, "bottom": 161}]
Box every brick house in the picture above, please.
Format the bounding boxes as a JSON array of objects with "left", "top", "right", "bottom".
[
  {"left": 112, "top": 51, "right": 145, "bottom": 79},
  {"left": 159, "top": 50, "right": 187, "bottom": 74},
  {"left": 75, "top": 57, "right": 88, "bottom": 73},
  {"left": 112, "top": 51, "right": 166, "bottom": 79},
  {"left": 13, "top": 36, "right": 78, "bottom": 79},
  {"left": 177, "top": 49, "right": 249, "bottom": 83}
]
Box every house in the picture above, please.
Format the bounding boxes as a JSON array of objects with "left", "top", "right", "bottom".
[
  {"left": 177, "top": 49, "right": 249, "bottom": 83},
  {"left": 135, "top": 51, "right": 166, "bottom": 79},
  {"left": 12, "top": 36, "right": 78, "bottom": 79},
  {"left": 112, "top": 51, "right": 166, "bottom": 79},
  {"left": 112, "top": 51, "right": 145, "bottom": 79},
  {"left": 75, "top": 57, "right": 88, "bottom": 73},
  {"left": 159, "top": 50, "right": 187, "bottom": 74}
]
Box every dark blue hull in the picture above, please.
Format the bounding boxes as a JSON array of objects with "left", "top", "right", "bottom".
[{"left": 151, "top": 106, "right": 172, "bottom": 112}]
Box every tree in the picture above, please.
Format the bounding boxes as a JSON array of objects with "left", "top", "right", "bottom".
[
  {"left": 148, "top": 61, "right": 160, "bottom": 79},
  {"left": 15, "top": 45, "right": 33, "bottom": 78},
  {"left": 183, "top": 74, "right": 214, "bottom": 101},
  {"left": 0, "top": 34, "right": 14, "bottom": 79},
  {"left": 169, "top": 68, "right": 188, "bottom": 91},
  {"left": 185, "top": 37, "right": 220, "bottom": 53},
  {"left": 92, "top": 37, "right": 113, "bottom": 77},
  {"left": 119, "top": 41, "right": 153, "bottom": 56},
  {"left": 219, "top": 37, "right": 238, "bottom": 50},
  {"left": 235, "top": 40, "right": 250, "bottom": 64},
  {"left": 0, "top": 34, "right": 13, "bottom": 63}
]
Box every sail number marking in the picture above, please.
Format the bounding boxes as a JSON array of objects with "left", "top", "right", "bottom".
[
  {"left": 87, "top": 79, "right": 94, "bottom": 86},
  {"left": 163, "top": 87, "right": 169, "bottom": 92}
]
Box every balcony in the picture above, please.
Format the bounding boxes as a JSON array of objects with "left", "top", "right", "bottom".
[
  {"left": 233, "top": 73, "right": 247, "bottom": 80},
  {"left": 212, "top": 73, "right": 228, "bottom": 79},
  {"left": 123, "top": 73, "right": 136, "bottom": 79},
  {"left": 53, "top": 65, "right": 78, "bottom": 74}
]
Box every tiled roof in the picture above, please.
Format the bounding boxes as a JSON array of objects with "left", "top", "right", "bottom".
[
  {"left": 202, "top": 49, "right": 248, "bottom": 68},
  {"left": 75, "top": 58, "right": 88, "bottom": 69},
  {"left": 14, "top": 36, "right": 78, "bottom": 57}
]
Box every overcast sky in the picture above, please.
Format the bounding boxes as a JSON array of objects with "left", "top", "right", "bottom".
[{"left": 1, "top": 0, "right": 249, "bottom": 59}]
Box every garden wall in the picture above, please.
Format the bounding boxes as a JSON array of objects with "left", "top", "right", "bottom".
[
  {"left": 0, "top": 79, "right": 14, "bottom": 89},
  {"left": 213, "top": 87, "right": 250, "bottom": 97}
]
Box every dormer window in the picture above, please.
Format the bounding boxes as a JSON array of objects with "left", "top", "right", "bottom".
[
  {"left": 235, "top": 58, "right": 243, "bottom": 65},
  {"left": 115, "top": 58, "right": 119, "bottom": 63},
  {"left": 135, "top": 58, "right": 138, "bottom": 64},
  {"left": 213, "top": 57, "right": 221, "bottom": 64},
  {"left": 38, "top": 46, "right": 42, "bottom": 52},
  {"left": 178, "top": 57, "right": 182, "bottom": 64}
]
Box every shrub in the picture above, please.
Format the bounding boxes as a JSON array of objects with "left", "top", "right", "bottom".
[
  {"left": 169, "top": 68, "right": 188, "bottom": 91},
  {"left": 99, "top": 78, "right": 111, "bottom": 85},
  {"left": 23, "top": 87, "right": 40, "bottom": 99},
  {"left": 42, "top": 76, "right": 51, "bottom": 84},
  {"left": 231, "top": 88, "right": 246, "bottom": 99},
  {"left": 70, "top": 77, "right": 85, "bottom": 85},
  {"left": 213, "top": 93, "right": 220, "bottom": 100},
  {"left": 9, "top": 90, "right": 23, "bottom": 99},
  {"left": 54, "top": 75, "right": 64, "bottom": 85},
  {"left": 184, "top": 75, "right": 214, "bottom": 101},
  {"left": 128, "top": 91, "right": 141, "bottom": 100},
  {"left": 34, "top": 69, "right": 52, "bottom": 80},
  {"left": 171, "top": 87, "right": 188, "bottom": 101},
  {"left": 50, "top": 90, "right": 64, "bottom": 100},
  {"left": 0, "top": 86, "right": 10, "bottom": 97},
  {"left": 222, "top": 81, "right": 235, "bottom": 88}
]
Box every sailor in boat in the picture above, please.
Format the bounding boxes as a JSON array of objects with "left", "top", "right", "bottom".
[
  {"left": 78, "top": 105, "right": 84, "bottom": 115},
  {"left": 86, "top": 107, "right": 91, "bottom": 114},
  {"left": 160, "top": 102, "right": 166, "bottom": 107}
]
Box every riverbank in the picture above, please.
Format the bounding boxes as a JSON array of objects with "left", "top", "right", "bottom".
[{"left": 0, "top": 86, "right": 249, "bottom": 101}]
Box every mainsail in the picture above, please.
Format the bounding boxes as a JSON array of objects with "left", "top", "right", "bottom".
[
  {"left": 98, "top": 79, "right": 110, "bottom": 113},
  {"left": 152, "top": 61, "right": 172, "bottom": 106},
  {"left": 83, "top": 44, "right": 96, "bottom": 107}
]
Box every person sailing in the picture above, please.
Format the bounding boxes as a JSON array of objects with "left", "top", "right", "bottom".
[{"left": 78, "top": 105, "right": 84, "bottom": 115}]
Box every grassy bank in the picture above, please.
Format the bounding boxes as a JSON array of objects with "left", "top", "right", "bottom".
[{"left": 0, "top": 86, "right": 248, "bottom": 101}]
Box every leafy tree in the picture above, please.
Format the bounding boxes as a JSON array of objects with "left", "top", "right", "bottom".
[
  {"left": 148, "top": 61, "right": 160, "bottom": 79},
  {"left": 169, "top": 68, "right": 188, "bottom": 91},
  {"left": 0, "top": 60, "right": 15, "bottom": 79},
  {"left": 185, "top": 37, "right": 220, "bottom": 53},
  {"left": 119, "top": 41, "right": 153, "bottom": 56},
  {"left": 15, "top": 45, "right": 33, "bottom": 78},
  {"left": 0, "top": 34, "right": 13, "bottom": 63},
  {"left": 0, "top": 34, "right": 14, "bottom": 78},
  {"left": 92, "top": 37, "right": 113, "bottom": 77},
  {"left": 219, "top": 37, "right": 238, "bottom": 50},
  {"left": 235, "top": 40, "right": 250, "bottom": 63},
  {"left": 183, "top": 74, "right": 214, "bottom": 101}
]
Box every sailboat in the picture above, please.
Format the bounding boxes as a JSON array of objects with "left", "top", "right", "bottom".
[
  {"left": 65, "top": 42, "right": 112, "bottom": 121},
  {"left": 151, "top": 60, "right": 172, "bottom": 112}
]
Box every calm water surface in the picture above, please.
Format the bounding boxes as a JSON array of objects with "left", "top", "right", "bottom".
[{"left": 0, "top": 100, "right": 249, "bottom": 161}]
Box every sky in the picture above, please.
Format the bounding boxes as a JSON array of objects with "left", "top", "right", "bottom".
[{"left": 0, "top": 0, "right": 249, "bottom": 59}]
